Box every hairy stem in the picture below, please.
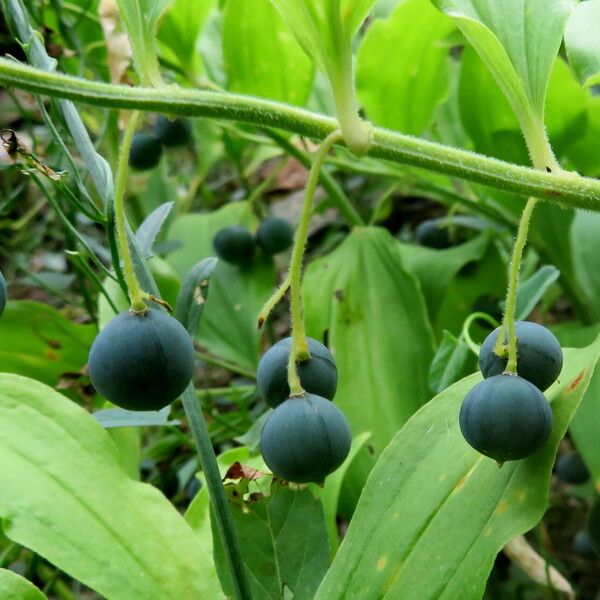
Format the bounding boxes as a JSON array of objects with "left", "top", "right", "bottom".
[
  {"left": 495, "top": 126, "right": 560, "bottom": 371},
  {"left": 113, "top": 111, "right": 146, "bottom": 312},
  {"left": 287, "top": 131, "right": 343, "bottom": 395},
  {"left": 2, "top": 59, "right": 600, "bottom": 209}
]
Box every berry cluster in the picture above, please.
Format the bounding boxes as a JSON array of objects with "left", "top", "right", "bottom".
[
  {"left": 459, "top": 321, "right": 563, "bottom": 463},
  {"left": 213, "top": 217, "right": 294, "bottom": 267},
  {"left": 128, "top": 117, "right": 192, "bottom": 171},
  {"left": 256, "top": 336, "right": 351, "bottom": 483}
]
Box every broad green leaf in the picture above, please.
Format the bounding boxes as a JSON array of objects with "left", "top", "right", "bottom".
[
  {"left": 553, "top": 325, "right": 600, "bottom": 490},
  {"left": 459, "top": 48, "right": 588, "bottom": 162},
  {"left": 515, "top": 265, "right": 560, "bottom": 321},
  {"left": 115, "top": 0, "right": 170, "bottom": 84},
  {"left": 431, "top": 0, "right": 575, "bottom": 133},
  {"left": 570, "top": 210, "right": 600, "bottom": 319},
  {"left": 223, "top": 0, "right": 314, "bottom": 106},
  {"left": 0, "top": 301, "right": 94, "bottom": 389},
  {"left": 356, "top": 0, "right": 454, "bottom": 135},
  {"left": 315, "top": 338, "right": 600, "bottom": 600},
  {"left": 429, "top": 330, "right": 474, "bottom": 394},
  {"left": 213, "top": 485, "right": 329, "bottom": 600},
  {"left": 566, "top": 96, "right": 600, "bottom": 177},
  {"left": 530, "top": 205, "right": 597, "bottom": 323},
  {"left": 304, "top": 227, "right": 435, "bottom": 501},
  {"left": 157, "top": 0, "right": 217, "bottom": 79},
  {"left": 565, "top": 0, "right": 600, "bottom": 87},
  {"left": 167, "top": 203, "right": 274, "bottom": 373},
  {"left": 398, "top": 232, "right": 490, "bottom": 318},
  {"left": 0, "top": 374, "right": 221, "bottom": 599},
  {"left": 311, "top": 432, "right": 371, "bottom": 556},
  {"left": 435, "top": 243, "right": 506, "bottom": 336},
  {"left": 0, "top": 569, "right": 46, "bottom": 600}
]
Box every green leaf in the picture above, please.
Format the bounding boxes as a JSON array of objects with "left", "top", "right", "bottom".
[
  {"left": 434, "top": 0, "right": 575, "bottom": 167},
  {"left": 311, "top": 432, "right": 371, "bottom": 556},
  {"left": 213, "top": 485, "right": 329, "bottom": 600},
  {"left": 167, "top": 202, "right": 274, "bottom": 373},
  {"left": 0, "top": 569, "right": 47, "bottom": 600},
  {"left": 429, "top": 330, "right": 474, "bottom": 394},
  {"left": 0, "top": 301, "right": 94, "bottom": 389},
  {"left": 570, "top": 210, "right": 600, "bottom": 319},
  {"left": 398, "top": 232, "right": 490, "bottom": 319},
  {"left": 566, "top": 96, "right": 600, "bottom": 177},
  {"left": 356, "top": 0, "right": 454, "bottom": 135},
  {"left": 157, "top": 0, "right": 217, "bottom": 79},
  {"left": 435, "top": 243, "right": 506, "bottom": 337},
  {"left": 552, "top": 325, "right": 600, "bottom": 490},
  {"left": 0, "top": 374, "right": 221, "bottom": 599},
  {"left": 223, "top": 0, "right": 314, "bottom": 106},
  {"left": 267, "top": 0, "right": 376, "bottom": 153},
  {"left": 304, "top": 227, "right": 435, "bottom": 502},
  {"left": 514, "top": 265, "right": 560, "bottom": 320},
  {"left": 459, "top": 48, "right": 588, "bottom": 162},
  {"left": 135, "top": 202, "right": 174, "bottom": 259},
  {"left": 315, "top": 337, "right": 600, "bottom": 600},
  {"left": 565, "top": 0, "right": 600, "bottom": 87},
  {"left": 431, "top": 0, "right": 575, "bottom": 126},
  {"left": 115, "top": 0, "right": 170, "bottom": 85}
]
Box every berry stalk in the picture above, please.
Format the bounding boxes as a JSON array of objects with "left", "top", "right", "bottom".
[
  {"left": 113, "top": 110, "right": 147, "bottom": 312},
  {"left": 287, "top": 130, "right": 343, "bottom": 395},
  {"left": 494, "top": 122, "right": 561, "bottom": 372}
]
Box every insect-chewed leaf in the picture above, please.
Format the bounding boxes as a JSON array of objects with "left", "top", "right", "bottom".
[
  {"left": 315, "top": 337, "right": 600, "bottom": 600},
  {"left": 212, "top": 484, "right": 329, "bottom": 600}
]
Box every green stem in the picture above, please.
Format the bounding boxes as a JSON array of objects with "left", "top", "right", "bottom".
[
  {"left": 495, "top": 197, "right": 538, "bottom": 372},
  {"left": 494, "top": 125, "right": 560, "bottom": 372},
  {"left": 180, "top": 384, "right": 252, "bottom": 600},
  {"left": 113, "top": 111, "right": 146, "bottom": 312},
  {"left": 3, "top": 59, "right": 600, "bottom": 209},
  {"left": 287, "top": 131, "right": 343, "bottom": 395}
]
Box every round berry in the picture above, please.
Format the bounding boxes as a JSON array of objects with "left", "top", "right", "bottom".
[
  {"left": 459, "top": 374, "right": 553, "bottom": 462},
  {"left": 128, "top": 132, "right": 163, "bottom": 171},
  {"left": 415, "top": 219, "right": 452, "bottom": 249},
  {"left": 154, "top": 116, "right": 192, "bottom": 147},
  {"left": 260, "top": 393, "right": 351, "bottom": 483},
  {"left": 0, "top": 269, "right": 7, "bottom": 317},
  {"left": 555, "top": 451, "right": 590, "bottom": 485},
  {"left": 574, "top": 530, "right": 598, "bottom": 560},
  {"left": 256, "top": 217, "right": 294, "bottom": 255},
  {"left": 88, "top": 308, "right": 195, "bottom": 411},
  {"left": 257, "top": 336, "right": 338, "bottom": 408},
  {"left": 479, "top": 321, "right": 563, "bottom": 391},
  {"left": 213, "top": 226, "right": 255, "bottom": 266},
  {"left": 588, "top": 495, "right": 600, "bottom": 558}
]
